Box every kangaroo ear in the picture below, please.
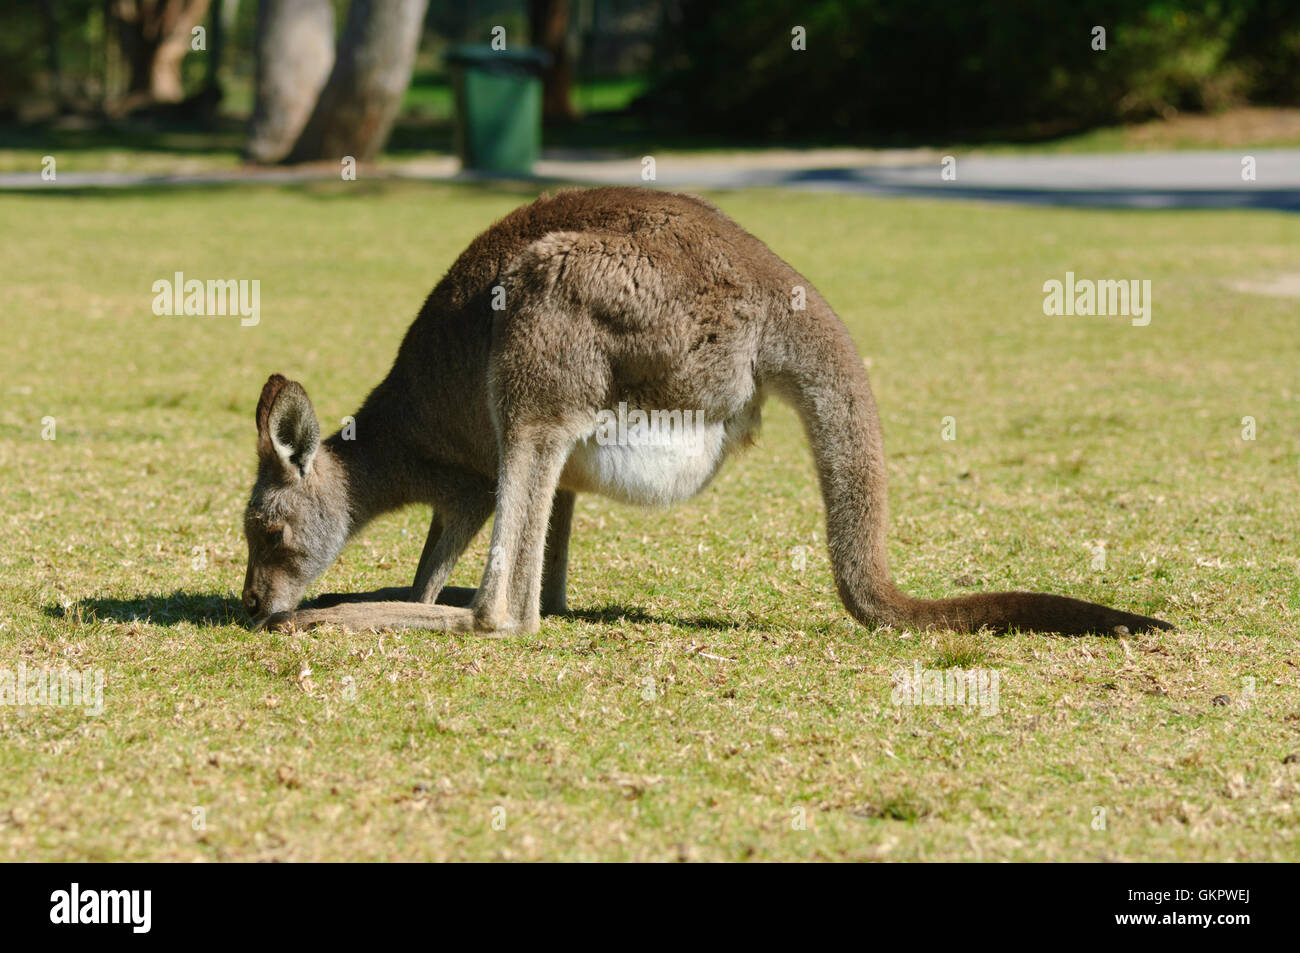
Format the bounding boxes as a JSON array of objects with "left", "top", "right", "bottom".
[{"left": 256, "top": 374, "right": 320, "bottom": 479}]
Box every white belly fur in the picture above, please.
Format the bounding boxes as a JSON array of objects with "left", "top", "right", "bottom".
[{"left": 561, "top": 404, "right": 760, "bottom": 506}]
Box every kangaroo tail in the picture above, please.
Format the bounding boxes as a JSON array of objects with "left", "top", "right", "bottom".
[{"left": 771, "top": 298, "right": 1171, "bottom": 636}]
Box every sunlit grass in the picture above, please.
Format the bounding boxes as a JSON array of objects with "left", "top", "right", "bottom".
[{"left": 1, "top": 182, "right": 1297, "bottom": 860}]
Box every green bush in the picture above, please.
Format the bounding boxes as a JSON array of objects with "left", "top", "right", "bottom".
[{"left": 646, "top": 0, "right": 1300, "bottom": 139}]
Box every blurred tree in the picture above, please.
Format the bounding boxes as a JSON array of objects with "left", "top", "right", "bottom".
[
  {"left": 1228, "top": 0, "right": 1300, "bottom": 103},
  {"left": 40, "top": 1, "right": 65, "bottom": 108},
  {"left": 647, "top": 0, "right": 1300, "bottom": 141},
  {"left": 111, "top": 0, "right": 212, "bottom": 106},
  {"left": 530, "top": 0, "right": 576, "bottom": 120},
  {"left": 205, "top": 0, "right": 237, "bottom": 96},
  {"left": 245, "top": 0, "right": 334, "bottom": 162},
  {"left": 286, "top": 0, "right": 429, "bottom": 162}
]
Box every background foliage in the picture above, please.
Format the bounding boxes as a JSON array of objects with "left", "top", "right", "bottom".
[{"left": 646, "top": 0, "right": 1300, "bottom": 139}]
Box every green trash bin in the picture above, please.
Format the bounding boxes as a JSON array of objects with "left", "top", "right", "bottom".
[{"left": 445, "top": 45, "right": 550, "bottom": 175}]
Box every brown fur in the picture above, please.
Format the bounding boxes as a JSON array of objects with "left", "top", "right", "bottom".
[
  {"left": 241, "top": 186, "right": 1171, "bottom": 637},
  {"left": 254, "top": 373, "right": 289, "bottom": 455}
]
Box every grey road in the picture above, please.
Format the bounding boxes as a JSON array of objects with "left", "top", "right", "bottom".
[
  {"left": 529, "top": 148, "right": 1300, "bottom": 210},
  {"left": 3, "top": 148, "right": 1297, "bottom": 210}
]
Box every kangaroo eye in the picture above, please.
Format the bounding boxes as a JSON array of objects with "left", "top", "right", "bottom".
[{"left": 266, "top": 524, "right": 286, "bottom": 548}]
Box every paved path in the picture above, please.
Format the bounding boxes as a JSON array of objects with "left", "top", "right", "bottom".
[{"left": 3, "top": 148, "right": 1297, "bottom": 210}]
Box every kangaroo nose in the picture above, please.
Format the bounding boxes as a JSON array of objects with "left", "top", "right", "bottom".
[{"left": 243, "top": 590, "right": 260, "bottom": 617}]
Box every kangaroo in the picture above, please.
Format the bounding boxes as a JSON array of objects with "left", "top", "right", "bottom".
[{"left": 242, "top": 186, "right": 1171, "bottom": 637}]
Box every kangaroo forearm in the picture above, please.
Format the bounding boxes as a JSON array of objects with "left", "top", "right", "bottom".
[{"left": 267, "top": 601, "right": 487, "bottom": 635}]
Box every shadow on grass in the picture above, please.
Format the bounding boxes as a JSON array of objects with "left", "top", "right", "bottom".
[
  {"left": 309, "top": 587, "right": 745, "bottom": 631},
  {"left": 6, "top": 176, "right": 549, "bottom": 203},
  {"left": 44, "top": 590, "right": 244, "bottom": 627},
  {"left": 0, "top": 115, "right": 247, "bottom": 157},
  {"left": 43, "top": 587, "right": 744, "bottom": 633},
  {"left": 565, "top": 605, "right": 743, "bottom": 631}
]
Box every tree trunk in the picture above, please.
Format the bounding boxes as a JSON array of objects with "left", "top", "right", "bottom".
[
  {"left": 206, "top": 0, "right": 237, "bottom": 93},
  {"left": 245, "top": 0, "right": 335, "bottom": 163},
  {"left": 529, "top": 0, "right": 576, "bottom": 121},
  {"left": 42, "top": 0, "right": 65, "bottom": 108},
  {"left": 112, "top": 0, "right": 213, "bottom": 105},
  {"left": 286, "top": 0, "right": 428, "bottom": 164},
  {"left": 149, "top": 33, "right": 188, "bottom": 101}
]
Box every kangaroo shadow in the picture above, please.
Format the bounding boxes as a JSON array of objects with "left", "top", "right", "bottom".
[
  {"left": 308, "top": 587, "right": 744, "bottom": 631},
  {"left": 44, "top": 589, "right": 245, "bottom": 627},
  {"left": 564, "top": 604, "right": 743, "bottom": 631},
  {"left": 45, "top": 587, "right": 744, "bottom": 633}
]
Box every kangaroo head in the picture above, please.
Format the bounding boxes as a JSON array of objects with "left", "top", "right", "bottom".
[{"left": 241, "top": 374, "right": 349, "bottom": 625}]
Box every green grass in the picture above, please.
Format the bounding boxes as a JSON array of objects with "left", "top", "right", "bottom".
[
  {"left": 5, "top": 94, "right": 1295, "bottom": 177},
  {"left": 400, "top": 69, "right": 458, "bottom": 120},
  {"left": 403, "top": 72, "right": 648, "bottom": 120},
  {"left": 0, "top": 75, "right": 653, "bottom": 174},
  {"left": 0, "top": 120, "right": 249, "bottom": 174},
  {"left": 1, "top": 182, "right": 1298, "bottom": 860},
  {"left": 962, "top": 107, "right": 1300, "bottom": 155}
]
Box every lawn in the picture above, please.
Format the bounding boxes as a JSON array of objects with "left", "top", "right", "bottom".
[
  {"left": 5, "top": 101, "right": 1298, "bottom": 176},
  {"left": 0, "top": 182, "right": 1297, "bottom": 861},
  {"left": 0, "top": 74, "right": 654, "bottom": 175}
]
